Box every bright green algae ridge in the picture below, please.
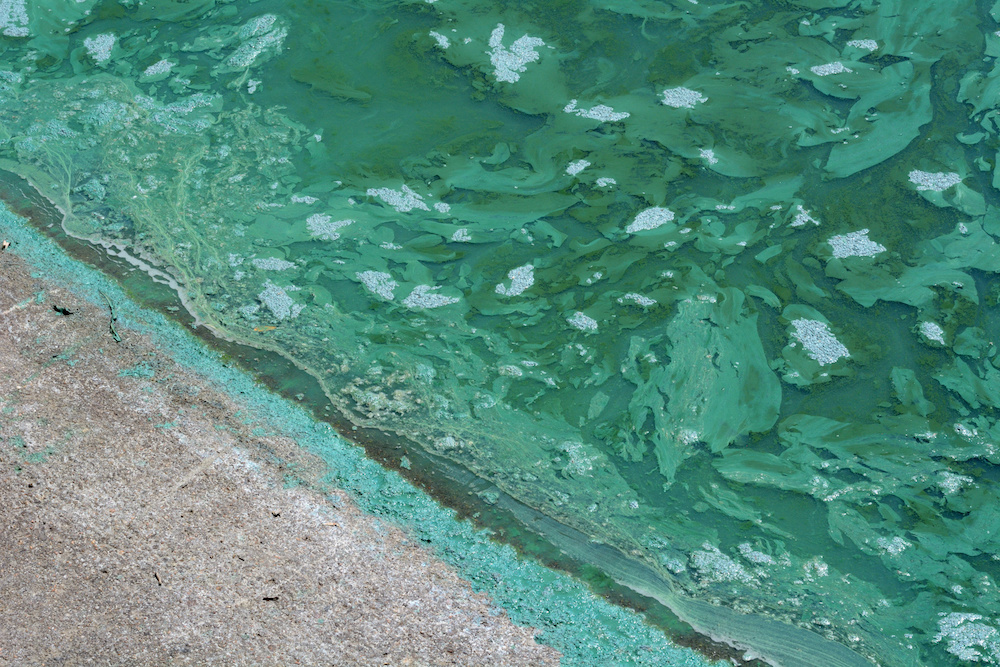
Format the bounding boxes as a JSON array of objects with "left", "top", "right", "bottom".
[
  {"left": 2, "top": 0, "right": 1000, "bottom": 664},
  {"left": 0, "top": 201, "right": 723, "bottom": 667}
]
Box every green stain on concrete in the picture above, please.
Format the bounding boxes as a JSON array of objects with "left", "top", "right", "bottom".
[{"left": 118, "top": 362, "right": 155, "bottom": 379}]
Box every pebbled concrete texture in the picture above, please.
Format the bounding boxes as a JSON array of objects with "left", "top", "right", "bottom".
[{"left": 0, "top": 248, "right": 559, "bottom": 667}]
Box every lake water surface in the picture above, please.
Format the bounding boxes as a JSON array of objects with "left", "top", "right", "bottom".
[{"left": 1, "top": 0, "right": 998, "bottom": 664}]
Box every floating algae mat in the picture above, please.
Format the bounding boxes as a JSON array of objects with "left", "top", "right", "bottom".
[{"left": 3, "top": 0, "right": 1000, "bottom": 663}]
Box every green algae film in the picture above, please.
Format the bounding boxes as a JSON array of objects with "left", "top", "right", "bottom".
[{"left": 1, "top": 0, "right": 999, "bottom": 663}]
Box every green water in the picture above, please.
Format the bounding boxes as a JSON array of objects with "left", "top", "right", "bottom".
[{"left": 2, "top": 0, "right": 999, "bottom": 663}]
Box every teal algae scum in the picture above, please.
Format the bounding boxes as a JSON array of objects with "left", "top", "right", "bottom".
[{"left": 1, "top": 0, "right": 999, "bottom": 664}]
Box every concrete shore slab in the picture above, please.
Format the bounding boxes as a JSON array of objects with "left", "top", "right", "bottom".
[{"left": 0, "top": 248, "right": 559, "bottom": 666}]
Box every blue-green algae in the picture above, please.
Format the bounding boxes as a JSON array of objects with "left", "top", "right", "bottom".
[
  {"left": 118, "top": 361, "right": 155, "bottom": 378},
  {"left": 1, "top": 0, "right": 999, "bottom": 664}
]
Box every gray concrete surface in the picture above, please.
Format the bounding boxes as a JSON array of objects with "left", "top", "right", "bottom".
[{"left": 0, "top": 249, "right": 559, "bottom": 666}]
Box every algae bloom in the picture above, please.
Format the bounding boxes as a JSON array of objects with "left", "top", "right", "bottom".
[{"left": 0, "top": 0, "right": 997, "bottom": 664}]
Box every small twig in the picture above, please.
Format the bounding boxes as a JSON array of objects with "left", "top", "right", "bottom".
[
  {"left": 153, "top": 571, "right": 163, "bottom": 586},
  {"left": 98, "top": 290, "right": 121, "bottom": 343}
]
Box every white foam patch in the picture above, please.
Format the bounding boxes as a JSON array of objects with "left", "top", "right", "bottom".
[
  {"left": 661, "top": 87, "right": 707, "bottom": 108},
  {"left": 495, "top": 264, "right": 534, "bottom": 296},
  {"left": 811, "top": 62, "right": 852, "bottom": 76},
  {"left": 934, "top": 613, "right": 1000, "bottom": 662},
  {"left": 84, "top": 33, "right": 116, "bottom": 63},
  {"left": 875, "top": 536, "right": 910, "bottom": 555},
  {"left": 403, "top": 285, "right": 460, "bottom": 309},
  {"left": 563, "top": 99, "right": 630, "bottom": 122},
  {"left": 909, "top": 170, "right": 962, "bottom": 192},
  {"left": 251, "top": 257, "right": 295, "bottom": 271},
  {"left": 0, "top": 0, "right": 28, "bottom": 37},
  {"left": 827, "top": 229, "right": 886, "bottom": 258},
  {"left": 617, "top": 293, "right": 656, "bottom": 306},
  {"left": 356, "top": 271, "right": 397, "bottom": 300},
  {"left": 846, "top": 39, "right": 878, "bottom": 51},
  {"left": 567, "top": 311, "right": 598, "bottom": 331},
  {"left": 258, "top": 281, "right": 303, "bottom": 320},
  {"left": 142, "top": 60, "right": 174, "bottom": 77},
  {"left": 691, "top": 543, "right": 754, "bottom": 584},
  {"left": 791, "top": 205, "right": 819, "bottom": 227},
  {"left": 488, "top": 24, "right": 544, "bottom": 83},
  {"left": 307, "top": 214, "right": 353, "bottom": 241},
  {"left": 790, "top": 319, "right": 849, "bottom": 365},
  {"left": 429, "top": 30, "right": 450, "bottom": 49},
  {"left": 738, "top": 543, "right": 775, "bottom": 565},
  {"left": 367, "top": 184, "right": 430, "bottom": 212},
  {"left": 226, "top": 15, "right": 286, "bottom": 69},
  {"left": 938, "top": 471, "right": 973, "bottom": 495},
  {"left": 919, "top": 321, "right": 946, "bottom": 344},
  {"left": 626, "top": 207, "right": 675, "bottom": 233}
]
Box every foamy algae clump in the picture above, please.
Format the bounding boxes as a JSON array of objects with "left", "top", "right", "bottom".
[
  {"left": 1, "top": 0, "right": 998, "bottom": 664},
  {"left": 487, "top": 24, "right": 545, "bottom": 83}
]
